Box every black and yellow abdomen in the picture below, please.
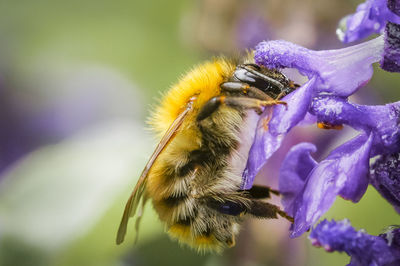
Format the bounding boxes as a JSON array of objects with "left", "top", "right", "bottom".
[{"left": 147, "top": 98, "right": 246, "bottom": 251}]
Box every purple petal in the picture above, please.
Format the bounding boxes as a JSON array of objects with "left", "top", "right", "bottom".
[
  {"left": 370, "top": 152, "right": 400, "bottom": 213},
  {"left": 279, "top": 143, "right": 317, "bottom": 216},
  {"left": 255, "top": 36, "right": 384, "bottom": 97},
  {"left": 381, "top": 22, "right": 400, "bottom": 72},
  {"left": 310, "top": 97, "right": 400, "bottom": 154},
  {"left": 298, "top": 112, "right": 317, "bottom": 126},
  {"left": 337, "top": 134, "right": 373, "bottom": 201},
  {"left": 240, "top": 77, "right": 318, "bottom": 189},
  {"left": 269, "top": 77, "right": 316, "bottom": 135},
  {"left": 309, "top": 219, "right": 400, "bottom": 266},
  {"left": 310, "top": 96, "right": 380, "bottom": 129},
  {"left": 336, "top": 0, "right": 400, "bottom": 43},
  {"left": 255, "top": 40, "right": 312, "bottom": 71},
  {"left": 241, "top": 111, "right": 283, "bottom": 190},
  {"left": 290, "top": 133, "right": 373, "bottom": 237},
  {"left": 309, "top": 96, "right": 354, "bottom": 128}
]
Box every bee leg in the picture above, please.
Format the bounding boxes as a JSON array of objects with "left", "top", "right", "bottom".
[
  {"left": 289, "top": 80, "right": 301, "bottom": 89},
  {"left": 207, "top": 199, "right": 246, "bottom": 216},
  {"left": 197, "top": 96, "right": 286, "bottom": 121},
  {"left": 241, "top": 185, "right": 280, "bottom": 199},
  {"left": 248, "top": 200, "right": 294, "bottom": 223},
  {"left": 196, "top": 96, "right": 223, "bottom": 121},
  {"left": 223, "top": 96, "right": 287, "bottom": 114},
  {"left": 220, "top": 82, "right": 275, "bottom": 101}
]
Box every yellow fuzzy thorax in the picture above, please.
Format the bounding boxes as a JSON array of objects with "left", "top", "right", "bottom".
[{"left": 148, "top": 58, "right": 236, "bottom": 136}]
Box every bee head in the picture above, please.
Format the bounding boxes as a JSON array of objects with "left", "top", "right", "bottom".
[{"left": 232, "top": 64, "right": 295, "bottom": 98}]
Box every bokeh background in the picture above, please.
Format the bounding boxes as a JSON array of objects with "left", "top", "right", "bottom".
[{"left": 0, "top": 0, "right": 399, "bottom": 265}]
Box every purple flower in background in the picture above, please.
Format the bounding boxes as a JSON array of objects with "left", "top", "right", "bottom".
[
  {"left": 335, "top": 0, "right": 400, "bottom": 71},
  {"left": 336, "top": 0, "right": 400, "bottom": 70},
  {"left": 236, "top": 14, "right": 271, "bottom": 50},
  {"left": 0, "top": 66, "right": 140, "bottom": 176},
  {"left": 309, "top": 220, "right": 400, "bottom": 266},
  {"left": 337, "top": 0, "right": 400, "bottom": 43}
]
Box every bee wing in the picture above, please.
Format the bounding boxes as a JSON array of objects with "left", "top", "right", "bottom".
[
  {"left": 132, "top": 192, "right": 148, "bottom": 244},
  {"left": 116, "top": 99, "right": 195, "bottom": 244}
]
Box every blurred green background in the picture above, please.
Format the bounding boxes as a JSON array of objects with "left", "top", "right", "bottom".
[{"left": 0, "top": 0, "right": 398, "bottom": 265}]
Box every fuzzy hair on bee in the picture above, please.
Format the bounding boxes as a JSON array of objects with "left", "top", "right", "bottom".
[{"left": 116, "top": 55, "right": 296, "bottom": 253}]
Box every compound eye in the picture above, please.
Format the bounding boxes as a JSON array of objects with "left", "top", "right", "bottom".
[
  {"left": 233, "top": 67, "right": 283, "bottom": 98},
  {"left": 233, "top": 68, "right": 258, "bottom": 84}
]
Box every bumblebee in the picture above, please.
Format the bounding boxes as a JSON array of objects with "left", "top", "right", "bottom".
[{"left": 116, "top": 56, "right": 296, "bottom": 252}]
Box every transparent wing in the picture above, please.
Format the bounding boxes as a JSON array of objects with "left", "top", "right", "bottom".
[{"left": 116, "top": 98, "right": 195, "bottom": 244}]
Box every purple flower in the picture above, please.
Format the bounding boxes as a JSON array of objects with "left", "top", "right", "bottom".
[
  {"left": 309, "top": 97, "right": 400, "bottom": 155},
  {"left": 309, "top": 219, "right": 400, "bottom": 266},
  {"left": 239, "top": 0, "right": 400, "bottom": 264},
  {"left": 336, "top": 0, "right": 400, "bottom": 43},
  {"left": 336, "top": 0, "right": 400, "bottom": 70},
  {"left": 280, "top": 133, "right": 372, "bottom": 237},
  {"left": 244, "top": 28, "right": 400, "bottom": 188},
  {"left": 244, "top": 9, "right": 400, "bottom": 238},
  {"left": 278, "top": 99, "right": 400, "bottom": 237}
]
